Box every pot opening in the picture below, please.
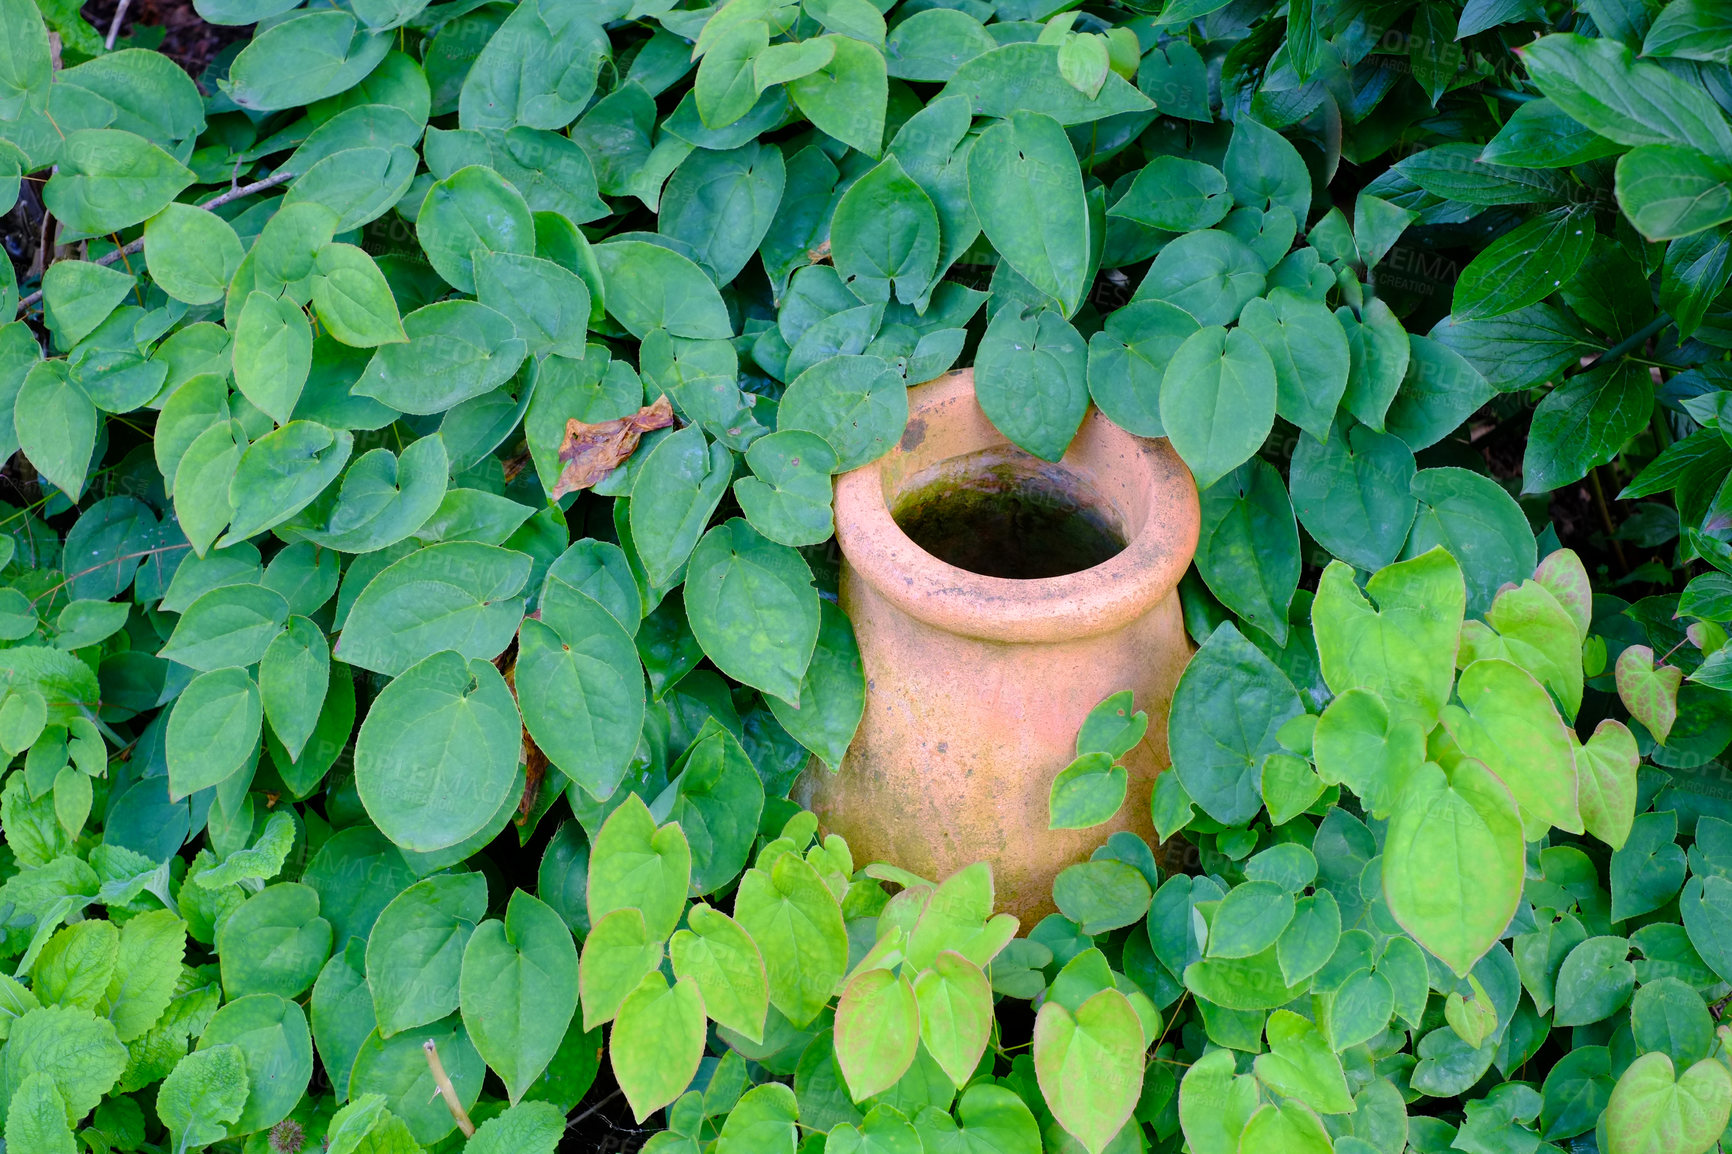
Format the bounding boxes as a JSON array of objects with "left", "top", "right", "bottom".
[{"left": 890, "top": 449, "right": 1127, "bottom": 580}]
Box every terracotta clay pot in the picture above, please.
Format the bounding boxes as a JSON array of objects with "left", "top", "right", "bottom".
[{"left": 794, "top": 369, "right": 1200, "bottom": 922}]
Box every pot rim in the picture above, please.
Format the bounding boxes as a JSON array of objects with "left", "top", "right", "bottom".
[{"left": 833, "top": 368, "right": 1200, "bottom": 644}]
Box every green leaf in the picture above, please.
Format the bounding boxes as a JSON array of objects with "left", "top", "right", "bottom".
[
  {"left": 1238, "top": 1099, "right": 1333, "bottom": 1154},
  {"left": 628, "top": 426, "right": 733, "bottom": 587},
  {"left": 217, "top": 882, "right": 332, "bottom": 1000},
  {"left": 1158, "top": 325, "right": 1277, "bottom": 490},
  {"left": 1604, "top": 1050, "right": 1731, "bottom": 1154},
  {"left": 165, "top": 666, "right": 261, "bottom": 799},
  {"left": 1085, "top": 299, "right": 1198, "bottom": 438},
  {"left": 222, "top": 421, "right": 355, "bottom": 546},
  {"left": 734, "top": 850, "right": 847, "bottom": 1028},
  {"left": 1576, "top": 719, "right": 1639, "bottom": 850},
  {"left": 457, "top": 0, "right": 606, "bottom": 129},
  {"left": 197, "top": 810, "right": 297, "bottom": 888},
  {"left": 1048, "top": 752, "right": 1127, "bottom": 830},
  {"left": 336, "top": 542, "right": 530, "bottom": 677},
  {"left": 612, "top": 972, "right": 707, "bottom": 1122},
  {"left": 733, "top": 430, "right": 837, "bottom": 548},
  {"left": 41, "top": 260, "right": 134, "bottom": 351},
  {"left": 366, "top": 873, "right": 487, "bottom": 1037},
  {"left": 260, "top": 615, "right": 330, "bottom": 763},
  {"left": 1110, "top": 156, "right": 1232, "bottom": 231},
  {"left": 349, "top": 1017, "right": 482, "bottom": 1145},
  {"left": 1554, "top": 935, "right": 1636, "bottom": 1027},
  {"left": 579, "top": 906, "right": 662, "bottom": 1031},
  {"left": 593, "top": 240, "right": 731, "bottom": 340},
  {"left": 1442, "top": 659, "right": 1580, "bottom": 834},
  {"left": 1644, "top": 0, "right": 1732, "bottom": 63},
  {"left": 835, "top": 965, "right": 920, "bottom": 1101},
  {"left": 1178, "top": 1048, "right": 1260, "bottom": 1154},
  {"left": 0, "top": 1006, "right": 128, "bottom": 1127},
  {"left": 1312, "top": 549, "right": 1465, "bottom": 727},
  {"left": 159, "top": 582, "right": 290, "bottom": 671},
  {"left": 516, "top": 601, "right": 644, "bottom": 802},
  {"left": 1524, "top": 361, "right": 1654, "bottom": 494},
  {"left": 944, "top": 42, "right": 1152, "bottom": 124},
  {"left": 1196, "top": 458, "right": 1299, "bottom": 645},
  {"left": 221, "top": 11, "right": 392, "bottom": 111},
  {"left": 1540, "top": 1045, "right": 1614, "bottom": 1140},
  {"left": 765, "top": 598, "right": 864, "bottom": 770},
  {"left": 42, "top": 129, "right": 194, "bottom": 237},
  {"left": 1238, "top": 288, "right": 1351, "bottom": 442},
  {"left": 1312, "top": 688, "right": 1425, "bottom": 819},
  {"left": 669, "top": 903, "right": 768, "bottom": 1044},
  {"left": 1290, "top": 420, "right": 1416, "bottom": 573},
  {"left": 0, "top": 0, "right": 49, "bottom": 120},
  {"left": 465, "top": 1100, "right": 567, "bottom": 1154},
  {"left": 1630, "top": 976, "right": 1715, "bottom": 1069},
  {"left": 975, "top": 303, "right": 1089, "bottom": 462},
  {"left": 353, "top": 651, "right": 522, "bottom": 853},
  {"left": 1396, "top": 142, "right": 1574, "bottom": 206},
  {"left": 1521, "top": 32, "right": 1732, "bottom": 155},
  {"left": 684, "top": 518, "right": 819, "bottom": 706},
  {"left": 312, "top": 243, "right": 407, "bottom": 347},
  {"left": 156, "top": 1046, "right": 250, "bottom": 1151},
  {"left": 696, "top": 20, "right": 768, "bottom": 131},
  {"left": 1137, "top": 229, "right": 1266, "bottom": 327},
  {"left": 778, "top": 354, "right": 908, "bottom": 472},
  {"left": 587, "top": 793, "right": 691, "bottom": 940},
  {"left": 195, "top": 994, "right": 313, "bottom": 1135},
  {"left": 968, "top": 111, "right": 1089, "bottom": 316},
  {"left": 661, "top": 142, "right": 786, "bottom": 287},
  {"left": 1452, "top": 205, "right": 1596, "bottom": 320},
  {"left": 1337, "top": 298, "right": 1409, "bottom": 432},
  {"left": 16, "top": 362, "right": 97, "bottom": 499},
  {"left": 1169, "top": 621, "right": 1303, "bottom": 826},
  {"left": 1382, "top": 759, "right": 1524, "bottom": 977},
  {"left": 652, "top": 719, "right": 763, "bottom": 894},
  {"left": 355, "top": 299, "right": 528, "bottom": 415},
  {"left": 1253, "top": 1009, "right": 1354, "bottom": 1114},
  {"left": 832, "top": 155, "right": 939, "bottom": 308},
  {"left": 716, "top": 1081, "right": 799, "bottom": 1153},
  {"left": 788, "top": 34, "right": 887, "bottom": 157},
  {"left": 143, "top": 204, "right": 244, "bottom": 306},
  {"left": 1480, "top": 97, "right": 1627, "bottom": 168},
  {"left": 31, "top": 919, "right": 115, "bottom": 1011},
  {"left": 474, "top": 252, "right": 589, "bottom": 360},
  {"left": 1224, "top": 115, "right": 1312, "bottom": 223},
  {"left": 1033, "top": 988, "right": 1143, "bottom": 1154},
  {"left": 1615, "top": 145, "right": 1732, "bottom": 241},
  {"left": 1208, "top": 880, "right": 1295, "bottom": 959},
  {"left": 460, "top": 890, "right": 578, "bottom": 1103}
]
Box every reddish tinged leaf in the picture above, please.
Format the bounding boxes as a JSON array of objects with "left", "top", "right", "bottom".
[
  {"left": 1616, "top": 644, "right": 1683, "bottom": 745},
  {"left": 551, "top": 396, "right": 676, "bottom": 498}
]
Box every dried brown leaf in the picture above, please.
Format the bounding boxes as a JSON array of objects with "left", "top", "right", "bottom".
[{"left": 551, "top": 395, "right": 677, "bottom": 498}]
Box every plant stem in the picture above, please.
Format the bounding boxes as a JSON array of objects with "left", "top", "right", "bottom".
[
  {"left": 1590, "top": 313, "right": 1670, "bottom": 369},
  {"left": 14, "top": 169, "right": 297, "bottom": 316},
  {"left": 422, "top": 1040, "right": 476, "bottom": 1137}
]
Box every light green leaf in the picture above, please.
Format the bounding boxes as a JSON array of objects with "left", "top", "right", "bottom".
[{"left": 1382, "top": 759, "right": 1524, "bottom": 977}]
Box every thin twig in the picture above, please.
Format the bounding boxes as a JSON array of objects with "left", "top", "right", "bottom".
[
  {"left": 15, "top": 169, "right": 297, "bottom": 315},
  {"left": 104, "top": 0, "right": 130, "bottom": 50},
  {"left": 1590, "top": 466, "right": 1628, "bottom": 571},
  {"left": 422, "top": 1040, "right": 476, "bottom": 1137}
]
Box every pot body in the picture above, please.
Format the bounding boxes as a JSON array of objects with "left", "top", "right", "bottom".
[{"left": 795, "top": 370, "right": 1199, "bottom": 922}]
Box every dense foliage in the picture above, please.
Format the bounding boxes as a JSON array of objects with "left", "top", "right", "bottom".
[{"left": 0, "top": 0, "right": 1729, "bottom": 1148}]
